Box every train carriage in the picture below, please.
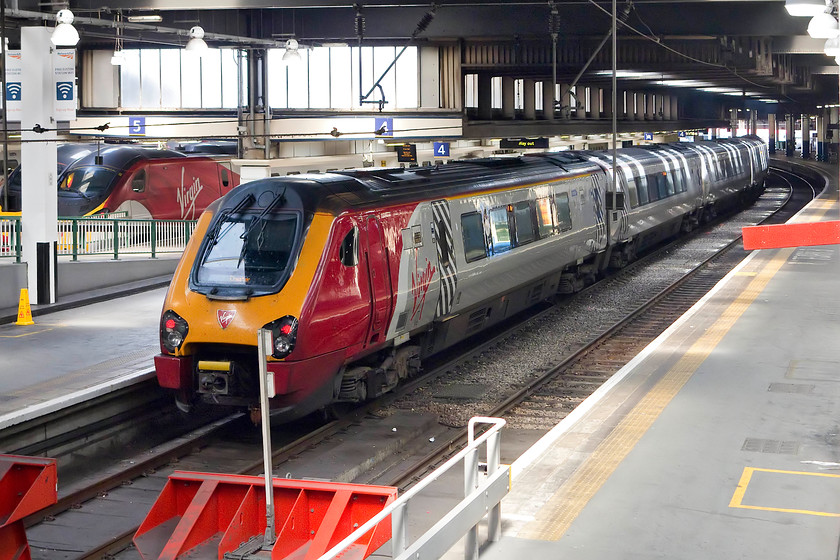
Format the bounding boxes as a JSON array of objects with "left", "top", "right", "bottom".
[{"left": 155, "top": 137, "right": 768, "bottom": 420}]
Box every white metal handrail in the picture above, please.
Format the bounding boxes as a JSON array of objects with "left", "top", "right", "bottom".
[{"left": 317, "top": 416, "right": 508, "bottom": 560}]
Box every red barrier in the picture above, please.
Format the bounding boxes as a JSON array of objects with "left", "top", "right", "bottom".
[
  {"left": 743, "top": 220, "right": 840, "bottom": 250},
  {"left": 134, "top": 471, "right": 397, "bottom": 560},
  {"left": 0, "top": 455, "right": 58, "bottom": 560}
]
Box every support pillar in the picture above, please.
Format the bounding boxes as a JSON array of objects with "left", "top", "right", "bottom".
[
  {"left": 749, "top": 111, "right": 757, "bottom": 135},
  {"left": 816, "top": 112, "right": 825, "bottom": 161},
  {"left": 590, "top": 87, "right": 601, "bottom": 120},
  {"left": 501, "top": 76, "right": 515, "bottom": 120},
  {"left": 626, "top": 92, "right": 635, "bottom": 121},
  {"left": 635, "top": 92, "right": 645, "bottom": 120},
  {"left": 801, "top": 113, "right": 810, "bottom": 159},
  {"left": 768, "top": 113, "right": 777, "bottom": 154},
  {"left": 645, "top": 92, "right": 655, "bottom": 120},
  {"left": 654, "top": 94, "right": 664, "bottom": 120},
  {"left": 602, "top": 87, "right": 612, "bottom": 121},
  {"left": 542, "top": 80, "right": 555, "bottom": 121},
  {"left": 662, "top": 94, "right": 672, "bottom": 120},
  {"left": 477, "top": 72, "right": 492, "bottom": 120},
  {"left": 730, "top": 108, "right": 738, "bottom": 135},
  {"left": 670, "top": 96, "right": 678, "bottom": 120},
  {"left": 785, "top": 114, "right": 795, "bottom": 157},
  {"left": 21, "top": 27, "right": 58, "bottom": 305},
  {"left": 522, "top": 78, "right": 536, "bottom": 120}
]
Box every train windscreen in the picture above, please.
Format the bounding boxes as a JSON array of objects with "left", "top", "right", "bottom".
[
  {"left": 195, "top": 212, "right": 299, "bottom": 288},
  {"left": 58, "top": 166, "right": 120, "bottom": 196}
]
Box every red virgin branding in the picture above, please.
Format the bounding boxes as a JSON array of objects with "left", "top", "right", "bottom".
[{"left": 217, "top": 309, "right": 236, "bottom": 329}]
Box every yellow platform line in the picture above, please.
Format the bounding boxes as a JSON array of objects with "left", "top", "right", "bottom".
[{"left": 519, "top": 247, "right": 795, "bottom": 541}]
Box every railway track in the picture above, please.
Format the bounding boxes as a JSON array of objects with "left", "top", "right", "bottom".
[{"left": 14, "top": 164, "right": 816, "bottom": 559}]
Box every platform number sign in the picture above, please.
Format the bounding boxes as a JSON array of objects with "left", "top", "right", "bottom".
[
  {"left": 433, "top": 142, "right": 450, "bottom": 158},
  {"left": 678, "top": 131, "right": 686, "bottom": 137},
  {"left": 375, "top": 117, "right": 393, "bottom": 137},
  {"left": 129, "top": 117, "right": 146, "bottom": 136},
  {"left": 644, "top": 132, "right": 654, "bottom": 141}
]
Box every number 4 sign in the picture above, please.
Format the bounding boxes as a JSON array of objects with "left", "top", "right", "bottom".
[{"left": 433, "top": 142, "right": 450, "bottom": 158}]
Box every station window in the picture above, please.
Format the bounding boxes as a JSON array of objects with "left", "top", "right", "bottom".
[
  {"left": 339, "top": 227, "right": 359, "bottom": 266},
  {"left": 536, "top": 197, "right": 554, "bottom": 237},
  {"left": 513, "top": 201, "right": 535, "bottom": 245},
  {"left": 555, "top": 193, "right": 573, "bottom": 231},
  {"left": 489, "top": 206, "right": 511, "bottom": 254},
  {"left": 460, "top": 212, "right": 486, "bottom": 262}
]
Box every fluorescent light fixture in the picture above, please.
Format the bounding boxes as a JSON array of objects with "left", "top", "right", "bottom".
[
  {"left": 51, "top": 9, "right": 79, "bottom": 46},
  {"left": 126, "top": 14, "right": 162, "bottom": 23},
  {"left": 785, "top": 0, "right": 828, "bottom": 16},
  {"left": 185, "top": 25, "right": 209, "bottom": 54},
  {"left": 808, "top": 12, "right": 839, "bottom": 38}
]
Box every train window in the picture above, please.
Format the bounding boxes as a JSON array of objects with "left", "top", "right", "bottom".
[
  {"left": 664, "top": 172, "right": 675, "bottom": 197},
  {"left": 636, "top": 178, "right": 649, "bottom": 205},
  {"left": 340, "top": 227, "right": 359, "bottom": 266},
  {"left": 555, "top": 193, "right": 572, "bottom": 231},
  {"left": 460, "top": 212, "right": 486, "bottom": 262},
  {"left": 131, "top": 169, "right": 146, "bottom": 193},
  {"left": 59, "top": 167, "right": 119, "bottom": 196},
  {"left": 536, "top": 198, "right": 554, "bottom": 237},
  {"left": 646, "top": 174, "right": 660, "bottom": 203},
  {"left": 626, "top": 178, "right": 640, "bottom": 208},
  {"left": 489, "top": 206, "right": 511, "bottom": 254},
  {"left": 513, "top": 201, "right": 535, "bottom": 245}
]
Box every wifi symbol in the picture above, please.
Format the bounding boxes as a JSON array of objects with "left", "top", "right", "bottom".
[
  {"left": 56, "top": 82, "right": 73, "bottom": 101},
  {"left": 6, "top": 82, "right": 20, "bottom": 101}
]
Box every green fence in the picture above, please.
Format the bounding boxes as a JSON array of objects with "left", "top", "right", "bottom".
[{"left": 0, "top": 216, "right": 198, "bottom": 261}]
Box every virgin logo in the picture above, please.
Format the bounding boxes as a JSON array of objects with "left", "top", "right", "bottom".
[
  {"left": 177, "top": 166, "right": 205, "bottom": 220},
  {"left": 217, "top": 309, "right": 236, "bottom": 329}
]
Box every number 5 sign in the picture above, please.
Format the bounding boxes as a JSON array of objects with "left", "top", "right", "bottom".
[
  {"left": 433, "top": 142, "right": 450, "bottom": 158},
  {"left": 129, "top": 116, "right": 146, "bottom": 136}
]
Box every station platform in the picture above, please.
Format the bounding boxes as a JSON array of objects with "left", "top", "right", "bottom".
[
  {"left": 0, "top": 279, "right": 167, "bottom": 428},
  {"left": 482, "top": 161, "right": 840, "bottom": 559}
]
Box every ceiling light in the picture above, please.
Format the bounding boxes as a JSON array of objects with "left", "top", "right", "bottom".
[
  {"left": 51, "top": 9, "right": 79, "bottom": 46},
  {"left": 785, "top": 0, "right": 828, "bottom": 16},
  {"left": 185, "top": 25, "right": 208, "bottom": 54},
  {"left": 126, "top": 14, "right": 162, "bottom": 23},
  {"left": 825, "top": 36, "right": 840, "bottom": 56},
  {"left": 282, "top": 38, "right": 302, "bottom": 62},
  {"left": 808, "top": 12, "right": 839, "bottom": 38},
  {"left": 110, "top": 50, "right": 125, "bottom": 66}
]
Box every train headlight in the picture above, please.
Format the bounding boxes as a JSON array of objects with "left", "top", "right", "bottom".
[
  {"left": 161, "top": 310, "right": 189, "bottom": 354},
  {"left": 266, "top": 316, "right": 298, "bottom": 359}
]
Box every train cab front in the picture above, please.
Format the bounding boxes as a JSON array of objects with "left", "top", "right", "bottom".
[{"left": 154, "top": 179, "right": 341, "bottom": 420}]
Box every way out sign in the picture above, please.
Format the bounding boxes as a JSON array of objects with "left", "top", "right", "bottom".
[{"left": 433, "top": 142, "right": 450, "bottom": 158}]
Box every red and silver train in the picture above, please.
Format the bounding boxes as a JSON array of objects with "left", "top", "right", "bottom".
[
  {"left": 155, "top": 137, "right": 768, "bottom": 419},
  {"left": 0, "top": 143, "right": 239, "bottom": 219}
]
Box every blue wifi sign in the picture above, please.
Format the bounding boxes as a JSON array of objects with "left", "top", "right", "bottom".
[
  {"left": 6, "top": 82, "right": 20, "bottom": 101},
  {"left": 56, "top": 81, "right": 73, "bottom": 101}
]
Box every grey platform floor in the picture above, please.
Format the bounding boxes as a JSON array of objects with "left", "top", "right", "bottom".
[{"left": 477, "top": 164, "right": 840, "bottom": 559}]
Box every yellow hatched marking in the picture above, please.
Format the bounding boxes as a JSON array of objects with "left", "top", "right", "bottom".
[
  {"left": 730, "top": 467, "right": 840, "bottom": 517},
  {"left": 519, "top": 248, "right": 794, "bottom": 541}
]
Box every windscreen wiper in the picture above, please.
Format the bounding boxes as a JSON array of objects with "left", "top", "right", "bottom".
[
  {"left": 237, "top": 189, "right": 286, "bottom": 267},
  {"left": 209, "top": 193, "right": 255, "bottom": 246}
]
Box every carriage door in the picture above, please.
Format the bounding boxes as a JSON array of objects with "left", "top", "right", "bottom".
[
  {"left": 431, "top": 200, "right": 458, "bottom": 318},
  {"left": 364, "top": 215, "right": 393, "bottom": 344}
]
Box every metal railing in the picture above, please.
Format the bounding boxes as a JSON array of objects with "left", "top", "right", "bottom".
[
  {"left": 0, "top": 216, "right": 197, "bottom": 261},
  {"left": 0, "top": 216, "right": 22, "bottom": 262},
  {"left": 317, "top": 416, "right": 509, "bottom": 560}
]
